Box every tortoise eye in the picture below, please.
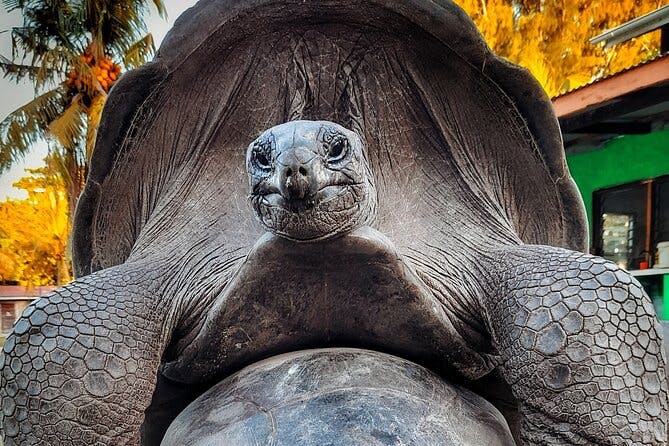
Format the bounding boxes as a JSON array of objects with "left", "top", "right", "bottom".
[
  {"left": 254, "top": 151, "right": 271, "bottom": 170},
  {"left": 328, "top": 138, "right": 348, "bottom": 163}
]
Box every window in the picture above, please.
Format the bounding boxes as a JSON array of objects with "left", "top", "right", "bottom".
[
  {"left": 1, "top": 303, "right": 16, "bottom": 335},
  {"left": 654, "top": 176, "right": 669, "bottom": 247},
  {"left": 593, "top": 174, "right": 669, "bottom": 270}
]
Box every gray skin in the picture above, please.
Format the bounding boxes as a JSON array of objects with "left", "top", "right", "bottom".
[{"left": 1, "top": 1, "right": 668, "bottom": 445}]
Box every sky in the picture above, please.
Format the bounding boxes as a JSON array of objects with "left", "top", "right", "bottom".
[{"left": 0, "top": 0, "right": 198, "bottom": 200}]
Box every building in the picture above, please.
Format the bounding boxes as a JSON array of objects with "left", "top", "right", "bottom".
[
  {"left": 0, "top": 286, "right": 56, "bottom": 336},
  {"left": 554, "top": 8, "right": 669, "bottom": 322}
]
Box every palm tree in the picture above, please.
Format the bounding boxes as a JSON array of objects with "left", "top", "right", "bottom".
[{"left": 0, "top": 0, "right": 166, "bottom": 218}]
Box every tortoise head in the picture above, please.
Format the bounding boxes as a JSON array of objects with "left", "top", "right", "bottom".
[{"left": 247, "top": 120, "right": 377, "bottom": 241}]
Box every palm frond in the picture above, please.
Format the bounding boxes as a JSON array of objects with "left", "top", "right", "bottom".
[
  {"left": 10, "top": 26, "right": 50, "bottom": 60},
  {"left": 48, "top": 95, "right": 85, "bottom": 150},
  {"left": 152, "top": 0, "right": 167, "bottom": 20},
  {"left": 33, "top": 45, "right": 83, "bottom": 91},
  {"left": 122, "top": 33, "right": 155, "bottom": 69},
  {"left": 2, "top": 0, "right": 25, "bottom": 13},
  {"left": 81, "top": 0, "right": 139, "bottom": 55},
  {"left": 0, "top": 85, "right": 67, "bottom": 172},
  {"left": 8, "top": 1, "right": 82, "bottom": 62},
  {"left": 81, "top": 0, "right": 165, "bottom": 58},
  {"left": 0, "top": 54, "right": 45, "bottom": 84}
]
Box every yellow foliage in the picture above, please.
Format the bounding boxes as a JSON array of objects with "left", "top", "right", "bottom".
[
  {"left": 455, "top": 0, "right": 665, "bottom": 97},
  {"left": 0, "top": 166, "right": 71, "bottom": 286}
]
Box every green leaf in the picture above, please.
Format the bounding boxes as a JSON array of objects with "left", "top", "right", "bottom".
[
  {"left": 153, "top": 0, "right": 167, "bottom": 20},
  {"left": 48, "top": 95, "right": 85, "bottom": 150},
  {"left": 2, "top": 0, "right": 24, "bottom": 13},
  {"left": 0, "top": 85, "right": 67, "bottom": 172},
  {"left": 122, "top": 33, "right": 155, "bottom": 69},
  {"left": 0, "top": 54, "right": 44, "bottom": 84},
  {"left": 31, "top": 45, "right": 88, "bottom": 91}
]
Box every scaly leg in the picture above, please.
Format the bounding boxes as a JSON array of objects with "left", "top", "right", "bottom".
[
  {"left": 481, "top": 245, "right": 668, "bottom": 445},
  {"left": 0, "top": 263, "right": 172, "bottom": 445}
]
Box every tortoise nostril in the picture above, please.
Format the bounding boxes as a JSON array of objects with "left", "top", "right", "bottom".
[
  {"left": 286, "top": 168, "right": 293, "bottom": 177},
  {"left": 298, "top": 166, "right": 308, "bottom": 176}
]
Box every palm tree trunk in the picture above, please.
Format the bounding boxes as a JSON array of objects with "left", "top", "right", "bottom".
[
  {"left": 66, "top": 155, "right": 84, "bottom": 225},
  {"left": 55, "top": 252, "right": 72, "bottom": 284}
]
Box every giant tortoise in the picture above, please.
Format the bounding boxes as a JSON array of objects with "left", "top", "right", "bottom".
[{"left": 1, "top": 0, "right": 667, "bottom": 445}]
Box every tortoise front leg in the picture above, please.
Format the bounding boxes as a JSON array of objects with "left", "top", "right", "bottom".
[
  {"left": 481, "top": 245, "right": 668, "bottom": 445},
  {"left": 0, "top": 263, "right": 171, "bottom": 445}
]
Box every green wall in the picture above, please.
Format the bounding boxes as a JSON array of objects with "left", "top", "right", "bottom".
[{"left": 566, "top": 129, "right": 669, "bottom": 240}]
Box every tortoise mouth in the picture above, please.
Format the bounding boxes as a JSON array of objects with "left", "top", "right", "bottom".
[
  {"left": 251, "top": 183, "right": 366, "bottom": 240},
  {"left": 254, "top": 183, "right": 360, "bottom": 212}
]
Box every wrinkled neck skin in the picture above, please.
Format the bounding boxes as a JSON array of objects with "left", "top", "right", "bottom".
[{"left": 160, "top": 224, "right": 497, "bottom": 388}]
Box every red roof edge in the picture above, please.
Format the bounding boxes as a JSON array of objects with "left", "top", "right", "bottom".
[
  {"left": 0, "top": 285, "right": 58, "bottom": 298},
  {"left": 552, "top": 55, "right": 669, "bottom": 118}
]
